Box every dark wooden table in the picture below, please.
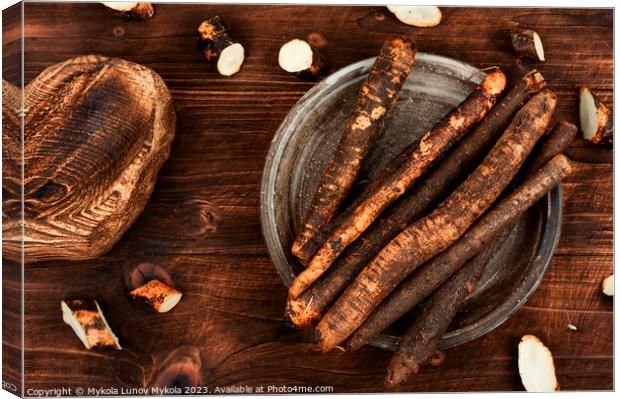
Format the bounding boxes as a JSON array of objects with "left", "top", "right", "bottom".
[{"left": 3, "top": 3, "right": 613, "bottom": 393}]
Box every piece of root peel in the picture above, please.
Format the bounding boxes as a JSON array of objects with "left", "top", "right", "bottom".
[
  {"left": 197, "top": 16, "right": 245, "bottom": 76},
  {"left": 278, "top": 39, "right": 328, "bottom": 80},
  {"left": 579, "top": 87, "right": 613, "bottom": 148},
  {"left": 511, "top": 28, "right": 545, "bottom": 62},
  {"left": 101, "top": 2, "right": 154, "bottom": 20},
  {"left": 130, "top": 279, "right": 183, "bottom": 313},
  {"left": 386, "top": 6, "right": 442, "bottom": 27},
  {"left": 61, "top": 299, "right": 122, "bottom": 350},
  {"left": 602, "top": 274, "right": 614, "bottom": 296},
  {"left": 518, "top": 335, "right": 559, "bottom": 392}
]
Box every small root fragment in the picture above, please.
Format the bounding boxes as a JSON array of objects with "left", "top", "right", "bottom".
[
  {"left": 579, "top": 87, "right": 613, "bottom": 147},
  {"left": 602, "top": 274, "right": 614, "bottom": 296},
  {"left": 61, "top": 299, "right": 122, "bottom": 350},
  {"left": 101, "top": 2, "right": 154, "bottom": 20},
  {"left": 130, "top": 279, "right": 183, "bottom": 313},
  {"left": 511, "top": 28, "right": 545, "bottom": 62},
  {"left": 518, "top": 335, "right": 559, "bottom": 392},
  {"left": 197, "top": 16, "right": 245, "bottom": 76},
  {"left": 386, "top": 6, "right": 442, "bottom": 27},
  {"left": 278, "top": 39, "right": 328, "bottom": 80}
]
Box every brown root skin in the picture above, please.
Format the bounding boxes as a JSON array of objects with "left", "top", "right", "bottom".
[
  {"left": 511, "top": 28, "right": 544, "bottom": 61},
  {"left": 285, "top": 70, "right": 545, "bottom": 328},
  {"left": 102, "top": 3, "right": 154, "bottom": 20},
  {"left": 291, "top": 36, "right": 417, "bottom": 265},
  {"left": 197, "top": 16, "right": 235, "bottom": 61},
  {"left": 385, "top": 251, "right": 487, "bottom": 390},
  {"left": 346, "top": 154, "right": 573, "bottom": 351},
  {"left": 130, "top": 279, "right": 183, "bottom": 313},
  {"left": 315, "top": 89, "right": 555, "bottom": 352},
  {"left": 197, "top": 16, "right": 245, "bottom": 76},
  {"left": 579, "top": 87, "right": 613, "bottom": 148},
  {"left": 61, "top": 299, "right": 122, "bottom": 350},
  {"left": 347, "top": 120, "right": 575, "bottom": 351},
  {"left": 289, "top": 68, "right": 507, "bottom": 300}
]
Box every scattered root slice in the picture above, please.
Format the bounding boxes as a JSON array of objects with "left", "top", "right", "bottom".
[
  {"left": 602, "top": 274, "right": 614, "bottom": 296},
  {"left": 101, "top": 2, "right": 154, "bottom": 20},
  {"left": 130, "top": 279, "right": 183, "bottom": 313},
  {"left": 518, "top": 335, "right": 559, "bottom": 392},
  {"left": 579, "top": 87, "right": 613, "bottom": 147},
  {"left": 386, "top": 6, "right": 442, "bottom": 27},
  {"left": 61, "top": 299, "right": 122, "bottom": 350},
  {"left": 197, "top": 16, "right": 245, "bottom": 76},
  {"left": 278, "top": 39, "right": 328, "bottom": 80},
  {"left": 511, "top": 28, "right": 545, "bottom": 62}
]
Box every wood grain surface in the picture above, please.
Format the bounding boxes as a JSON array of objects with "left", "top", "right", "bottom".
[{"left": 2, "top": 3, "right": 613, "bottom": 393}]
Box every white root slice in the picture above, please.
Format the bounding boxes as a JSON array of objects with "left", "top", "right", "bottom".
[
  {"left": 602, "top": 274, "right": 614, "bottom": 296},
  {"left": 278, "top": 39, "right": 314, "bottom": 73},
  {"left": 130, "top": 279, "right": 183, "bottom": 313},
  {"left": 386, "top": 6, "right": 442, "bottom": 27},
  {"left": 518, "top": 335, "right": 559, "bottom": 392},
  {"left": 532, "top": 31, "right": 545, "bottom": 62},
  {"left": 101, "top": 2, "right": 137, "bottom": 11},
  {"left": 61, "top": 299, "right": 122, "bottom": 350},
  {"left": 579, "top": 86, "right": 598, "bottom": 141},
  {"left": 217, "top": 43, "right": 245, "bottom": 77}
]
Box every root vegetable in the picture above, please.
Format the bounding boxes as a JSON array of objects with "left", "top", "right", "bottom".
[
  {"left": 278, "top": 39, "right": 328, "bottom": 80},
  {"left": 385, "top": 251, "right": 488, "bottom": 390},
  {"left": 346, "top": 154, "right": 573, "bottom": 350},
  {"left": 286, "top": 70, "right": 546, "bottom": 328},
  {"left": 387, "top": 6, "right": 442, "bottom": 27},
  {"left": 518, "top": 335, "right": 559, "bottom": 392},
  {"left": 101, "top": 2, "right": 154, "bottom": 20},
  {"left": 579, "top": 87, "right": 613, "bottom": 147},
  {"left": 315, "top": 90, "right": 556, "bottom": 352},
  {"left": 130, "top": 279, "right": 183, "bottom": 313},
  {"left": 291, "top": 36, "right": 417, "bottom": 264},
  {"left": 521, "top": 121, "right": 577, "bottom": 178},
  {"left": 61, "top": 299, "right": 122, "bottom": 350},
  {"left": 197, "top": 16, "right": 245, "bottom": 76},
  {"left": 602, "top": 274, "right": 614, "bottom": 296},
  {"left": 289, "top": 68, "right": 507, "bottom": 299},
  {"left": 511, "top": 28, "right": 545, "bottom": 62}
]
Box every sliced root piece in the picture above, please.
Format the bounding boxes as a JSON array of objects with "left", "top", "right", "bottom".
[
  {"left": 61, "top": 299, "right": 122, "bottom": 350},
  {"left": 518, "top": 335, "right": 559, "bottom": 392},
  {"left": 579, "top": 87, "right": 613, "bottom": 147},
  {"left": 511, "top": 28, "right": 545, "bottom": 62},
  {"left": 197, "top": 16, "right": 245, "bottom": 76},
  {"left": 101, "top": 2, "right": 154, "bottom": 20},
  {"left": 278, "top": 39, "right": 328, "bottom": 80},
  {"left": 130, "top": 279, "right": 183, "bottom": 313},
  {"left": 602, "top": 274, "right": 614, "bottom": 296},
  {"left": 387, "top": 6, "right": 442, "bottom": 27}
]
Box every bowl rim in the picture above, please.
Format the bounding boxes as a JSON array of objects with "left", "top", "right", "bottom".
[{"left": 259, "top": 52, "right": 563, "bottom": 351}]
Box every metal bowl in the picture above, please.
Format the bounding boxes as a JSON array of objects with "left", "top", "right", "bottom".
[{"left": 260, "top": 53, "right": 562, "bottom": 351}]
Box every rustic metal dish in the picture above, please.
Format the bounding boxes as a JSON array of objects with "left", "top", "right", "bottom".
[{"left": 260, "top": 53, "right": 562, "bottom": 351}]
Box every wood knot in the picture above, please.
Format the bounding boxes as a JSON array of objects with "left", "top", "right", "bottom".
[
  {"left": 113, "top": 26, "right": 126, "bottom": 37},
  {"left": 307, "top": 32, "right": 327, "bottom": 48},
  {"left": 151, "top": 346, "right": 202, "bottom": 389}
]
